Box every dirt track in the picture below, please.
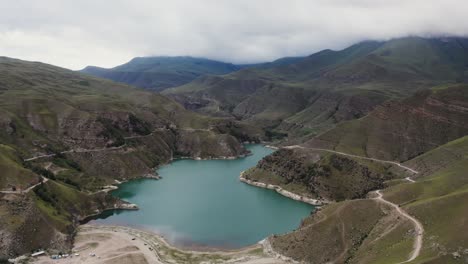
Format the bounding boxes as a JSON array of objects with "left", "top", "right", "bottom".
[
  {"left": 373, "top": 190, "right": 424, "bottom": 263},
  {"left": 283, "top": 145, "right": 419, "bottom": 174}
]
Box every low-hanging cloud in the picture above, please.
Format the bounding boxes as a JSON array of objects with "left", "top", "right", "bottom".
[{"left": 1, "top": 0, "right": 467, "bottom": 70}]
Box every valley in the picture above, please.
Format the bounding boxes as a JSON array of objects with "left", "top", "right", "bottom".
[{"left": 2, "top": 36, "right": 468, "bottom": 264}]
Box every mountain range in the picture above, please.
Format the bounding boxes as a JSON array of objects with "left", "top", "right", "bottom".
[
  {"left": 80, "top": 56, "right": 305, "bottom": 92},
  {"left": 164, "top": 37, "right": 468, "bottom": 138}
]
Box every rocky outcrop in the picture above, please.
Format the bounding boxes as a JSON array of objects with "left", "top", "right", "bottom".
[
  {"left": 0, "top": 193, "right": 70, "bottom": 259},
  {"left": 175, "top": 130, "right": 250, "bottom": 159},
  {"left": 243, "top": 148, "right": 389, "bottom": 201}
]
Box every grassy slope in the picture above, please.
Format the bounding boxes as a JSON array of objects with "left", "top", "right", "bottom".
[
  {"left": 307, "top": 84, "right": 468, "bottom": 161},
  {"left": 381, "top": 136, "right": 468, "bottom": 263},
  {"left": 271, "top": 199, "right": 400, "bottom": 264},
  {"left": 0, "top": 145, "right": 37, "bottom": 190}
]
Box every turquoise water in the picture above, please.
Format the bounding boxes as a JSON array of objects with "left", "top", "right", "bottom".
[{"left": 91, "top": 145, "right": 314, "bottom": 249}]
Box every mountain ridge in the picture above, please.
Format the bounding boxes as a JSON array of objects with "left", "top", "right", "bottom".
[
  {"left": 164, "top": 37, "right": 468, "bottom": 138},
  {"left": 80, "top": 55, "right": 306, "bottom": 92}
]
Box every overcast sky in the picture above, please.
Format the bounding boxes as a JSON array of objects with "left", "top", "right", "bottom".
[{"left": 1, "top": 0, "right": 467, "bottom": 70}]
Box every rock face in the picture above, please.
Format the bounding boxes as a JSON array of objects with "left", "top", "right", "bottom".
[{"left": 0, "top": 184, "right": 123, "bottom": 259}]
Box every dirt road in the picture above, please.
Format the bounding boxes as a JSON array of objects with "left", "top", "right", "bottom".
[
  {"left": 373, "top": 190, "right": 424, "bottom": 263},
  {"left": 283, "top": 145, "right": 419, "bottom": 174}
]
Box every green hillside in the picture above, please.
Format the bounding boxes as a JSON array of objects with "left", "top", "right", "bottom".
[
  {"left": 268, "top": 119, "right": 468, "bottom": 264},
  {"left": 240, "top": 80, "right": 468, "bottom": 263},
  {"left": 0, "top": 56, "right": 262, "bottom": 259}
]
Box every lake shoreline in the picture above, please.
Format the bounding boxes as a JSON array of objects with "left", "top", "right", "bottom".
[
  {"left": 82, "top": 144, "right": 311, "bottom": 256},
  {"left": 239, "top": 171, "right": 328, "bottom": 206}
]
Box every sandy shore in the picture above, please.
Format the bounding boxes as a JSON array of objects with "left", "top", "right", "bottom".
[{"left": 30, "top": 225, "right": 288, "bottom": 264}]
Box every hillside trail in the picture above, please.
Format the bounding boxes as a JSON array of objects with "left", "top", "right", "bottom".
[
  {"left": 24, "top": 127, "right": 212, "bottom": 162},
  {"left": 0, "top": 176, "right": 48, "bottom": 194},
  {"left": 24, "top": 144, "right": 128, "bottom": 162},
  {"left": 283, "top": 145, "right": 419, "bottom": 174},
  {"left": 373, "top": 190, "right": 424, "bottom": 263},
  {"left": 328, "top": 218, "right": 349, "bottom": 264}
]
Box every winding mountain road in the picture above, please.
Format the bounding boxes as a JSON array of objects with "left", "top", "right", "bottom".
[
  {"left": 283, "top": 145, "right": 419, "bottom": 174},
  {"left": 283, "top": 145, "right": 423, "bottom": 262},
  {"left": 374, "top": 190, "right": 424, "bottom": 263}
]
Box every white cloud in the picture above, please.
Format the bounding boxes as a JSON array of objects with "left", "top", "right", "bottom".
[{"left": 1, "top": 0, "right": 467, "bottom": 70}]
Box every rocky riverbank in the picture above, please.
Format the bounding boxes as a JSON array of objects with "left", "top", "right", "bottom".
[
  {"left": 239, "top": 172, "right": 327, "bottom": 206},
  {"left": 173, "top": 151, "right": 252, "bottom": 161}
]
